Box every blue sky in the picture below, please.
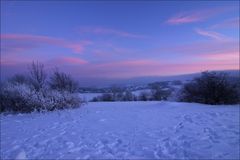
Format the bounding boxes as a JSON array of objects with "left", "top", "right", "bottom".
[{"left": 1, "top": 1, "right": 239, "bottom": 83}]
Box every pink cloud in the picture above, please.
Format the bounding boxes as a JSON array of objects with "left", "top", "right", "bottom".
[
  {"left": 64, "top": 58, "right": 237, "bottom": 78},
  {"left": 195, "top": 28, "right": 230, "bottom": 41},
  {"left": 166, "top": 14, "right": 202, "bottom": 25},
  {"left": 78, "top": 27, "right": 146, "bottom": 39},
  {"left": 61, "top": 57, "right": 88, "bottom": 65},
  {"left": 50, "top": 57, "right": 88, "bottom": 65},
  {"left": 65, "top": 41, "right": 91, "bottom": 54},
  {"left": 156, "top": 40, "right": 238, "bottom": 56},
  {"left": 200, "top": 51, "right": 239, "bottom": 61},
  {"left": 1, "top": 34, "right": 91, "bottom": 54},
  {"left": 2, "top": 58, "right": 238, "bottom": 80},
  {"left": 166, "top": 7, "right": 232, "bottom": 25}
]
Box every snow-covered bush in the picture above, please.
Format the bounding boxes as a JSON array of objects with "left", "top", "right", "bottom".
[
  {"left": 0, "top": 83, "right": 82, "bottom": 113},
  {"left": 0, "top": 61, "right": 83, "bottom": 113},
  {"left": 179, "top": 71, "right": 239, "bottom": 105},
  {"left": 0, "top": 83, "right": 38, "bottom": 112}
]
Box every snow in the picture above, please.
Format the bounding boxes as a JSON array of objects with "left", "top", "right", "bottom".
[
  {"left": 79, "top": 93, "right": 102, "bottom": 101},
  {"left": 1, "top": 101, "right": 239, "bottom": 159},
  {"left": 132, "top": 89, "right": 151, "bottom": 96}
]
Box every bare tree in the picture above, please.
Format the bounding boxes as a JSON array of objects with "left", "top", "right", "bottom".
[
  {"left": 29, "top": 61, "right": 47, "bottom": 91},
  {"left": 49, "top": 69, "right": 79, "bottom": 93}
]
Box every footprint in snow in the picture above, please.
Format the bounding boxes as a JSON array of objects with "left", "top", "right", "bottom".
[
  {"left": 174, "top": 122, "right": 184, "bottom": 133},
  {"left": 183, "top": 115, "right": 193, "bottom": 123},
  {"left": 203, "top": 127, "right": 220, "bottom": 143}
]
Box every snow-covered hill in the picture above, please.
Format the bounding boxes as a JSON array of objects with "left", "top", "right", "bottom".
[
  {"left": 72, "top": 70, "right": 239, "bottom": 87},
  {"left": 1, "top": 102, "right": 239, "bottom": 159}
]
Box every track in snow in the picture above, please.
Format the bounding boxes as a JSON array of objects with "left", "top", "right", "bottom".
[{"left": 1, "top": 101, "right": 239, "bottom": 159}]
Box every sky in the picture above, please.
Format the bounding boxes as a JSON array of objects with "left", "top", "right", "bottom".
[{"left": 1, "top": 1, "right": 239, "bottom": 85}]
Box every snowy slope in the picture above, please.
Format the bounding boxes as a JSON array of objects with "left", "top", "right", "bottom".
[
  {"left": 1, "top": 102, "right": 239, "bottom": 159},
  {"left": 79, "top": 93, "right": 102, "bottom": 101}
]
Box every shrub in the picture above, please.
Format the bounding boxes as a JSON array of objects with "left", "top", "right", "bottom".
[
  {"left": 110, "top": 86, "right": 124, "bottom": 101},
  {"left": 91, "top": 90, "right": 138, "bottom": 102},
  {"left": 149, "top": 82, "right": 172, "bottom": 100},
  {"left": 179, "top": 71, "right": 239, "bottom": 105},
  {"left": 138, "top": 91, "right": 150, "bottom": 101},
  {"left": 123, "top": 90, "right": 134, "bottom": 101},
  {"left": 49, "top": 70, "right": 79, "bottom": 93},
  {"left": 0, "top": 82, "right": 82, "bottom": 113},
  {"left": 0, "top": 61, "right": 83, "bottom": 113},
  {"left": 91, "top": 97, "right": 99, "bottom": 102},
  {"left": 151, "top": 87, "right": 171, "bottom": 100},
  {"left": 29, "top": 62, "right": 47, "bottom": 91},
  {"left": 0, "top": 83, "right": 36, "bottom": 113},
  {"left": 101, "top": 93, "right": 114, "bottom": 101}
]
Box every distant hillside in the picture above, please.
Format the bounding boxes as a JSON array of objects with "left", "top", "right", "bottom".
[
  {"left": 77, "top": 70, "right": 239, "bottom": 87},
  {"left": 124, "top": 70, "right": 239, "bottom": 85}
]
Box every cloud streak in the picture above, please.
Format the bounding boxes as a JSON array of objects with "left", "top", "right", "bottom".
[
  {"left": 195, "top": 28, "right": 230, "bottom": 41},
  {"left": 54, "top": 57, "right": 88, "bottom": 65},
  {"left": 1, "top": 34, "right": 91, "bottom": 54},
  {"left": 78, "top": 27, "right": 147, "bottom": 39},
  {"left": 200, "top": 51, "right": 239, "bottom": 61},
  {"left": 2, "top": 57, "right": 238, "bottom": 81},
  {"left": 153, "top": 39, "right": 238, "bottom": 58},
  {"left": 166, "top": 7, "right": 232, "bottom": 25},
  {"left": 58, "top": 59, "right": 239, "bottom": 78}
]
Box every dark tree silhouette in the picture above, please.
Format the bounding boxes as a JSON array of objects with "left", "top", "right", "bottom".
[
  {"left": 29, "top": 61, "right": 47, "bottom": 91},
  {"left": 49, "top": 69, "right": 79, "bottom": 93},
  {"left": 180, "top": 71, "right": 239, "bottom": 105}
]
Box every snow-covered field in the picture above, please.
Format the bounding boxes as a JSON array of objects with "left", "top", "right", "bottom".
[
  {"left": 79, "top": 93, "right": 102, "bottom": 101},
  {"left": 1, "top": 102, "right": 239, "bottom": 159}
]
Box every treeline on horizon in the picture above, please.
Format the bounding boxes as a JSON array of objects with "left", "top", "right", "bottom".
[{"left": 90, "top": 72, "right": 240, "bottom": 105}]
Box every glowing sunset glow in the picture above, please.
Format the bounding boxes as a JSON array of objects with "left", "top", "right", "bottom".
[{"left": 1, "top": 1, "right": 239, "bottom": 84}]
